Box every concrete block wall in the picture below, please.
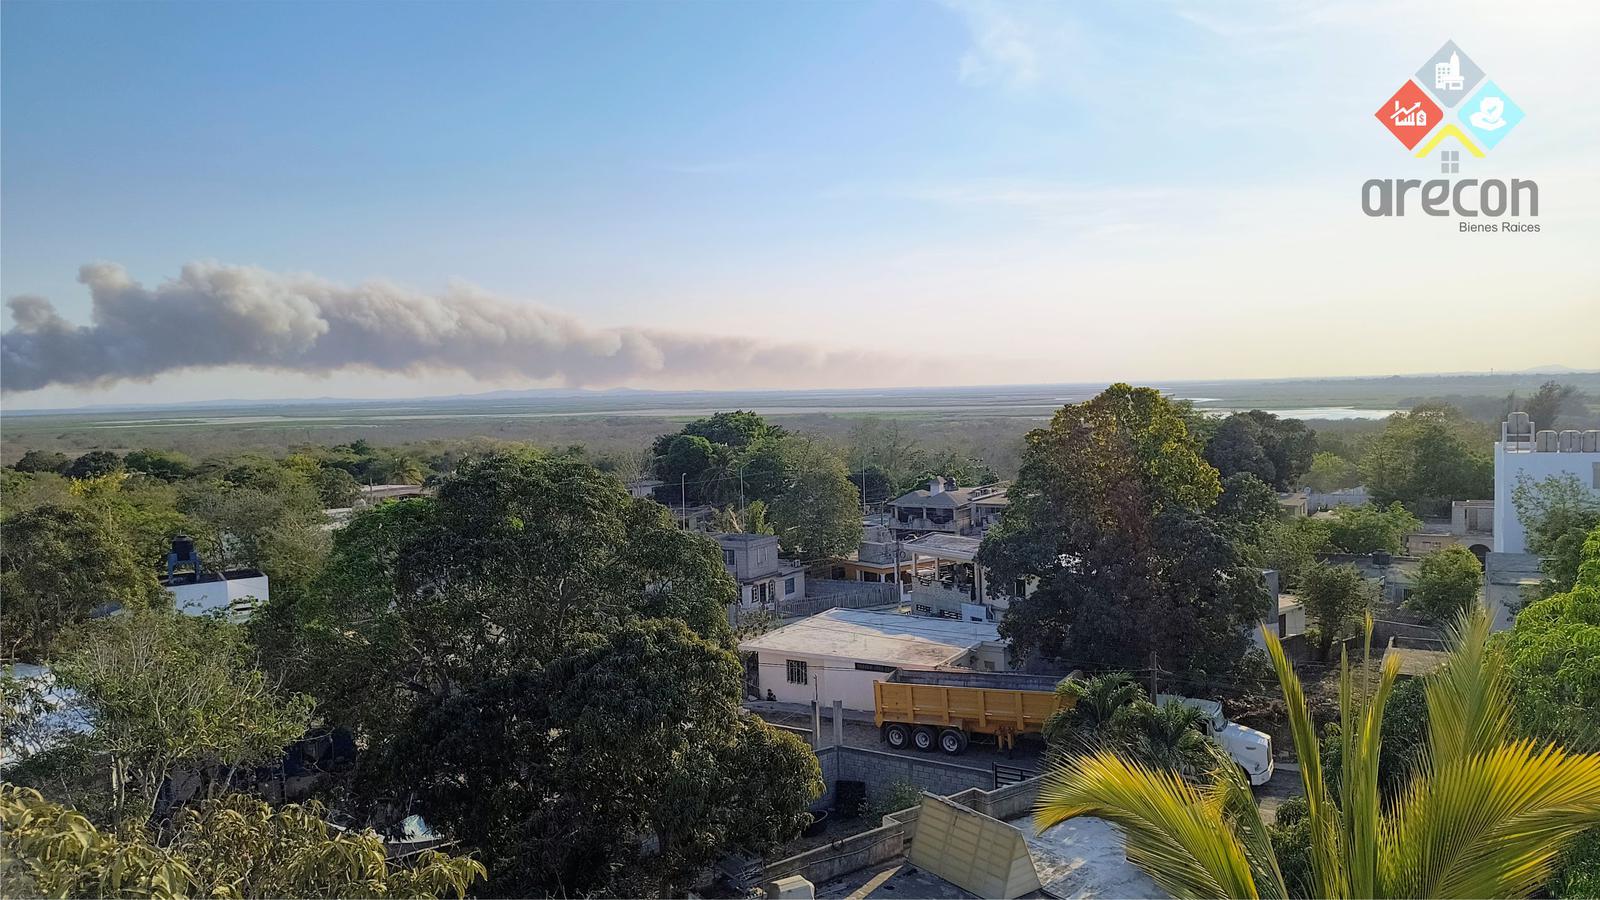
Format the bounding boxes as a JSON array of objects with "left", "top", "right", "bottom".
[{"left": 833, "top": 746, "right": 994, "bottom": 802}]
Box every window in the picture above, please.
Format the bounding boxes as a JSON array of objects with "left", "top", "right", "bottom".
[
  {"left": 786, "top": 659, "right": 808, "bottom": 685},
  {"left": 784, "top": 577, "right": 796, "bottom": 595},
  {"left": 1440, "top": 149, "right": 1459, "bottom": 174},
  {"left": 722, "top": 548, "right": 735, "bottom": 566},
  {"left": 1278, "top": 613, "right": 1287, "bottom": 638},
  {"left": 854, "top": 662, "right": 894, "bottom": 673}
]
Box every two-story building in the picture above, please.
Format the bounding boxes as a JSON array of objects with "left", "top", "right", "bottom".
[
  {"left": 713, "top": 532, "right": 806, "bottom": 608},
  {"left": 1405, "top": 499, "right": 1494, "bottom": 562},
  {"left": 886, "top": 478, "right": 1008, "bottom": 538}
]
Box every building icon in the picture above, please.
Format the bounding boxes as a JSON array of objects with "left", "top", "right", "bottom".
[{"left": 1435, "top": 52, "right": 1464, "bottom": 91}]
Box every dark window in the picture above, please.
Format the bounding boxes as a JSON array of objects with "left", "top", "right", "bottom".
[
  {"left": 854, "top": 662, "right": 894, "bottom": 673},
  {"left": 1278, "top": 614, "right": 1287, "bottom": 638},
  {"left": 784, "top": 577, "right": 796, "bottom": 595},
  {"left": 722, "top": 548, "right": 735, "bottom": 566},
  {"left": 786, "top": 660, "right": 808, "bottom": 685}
]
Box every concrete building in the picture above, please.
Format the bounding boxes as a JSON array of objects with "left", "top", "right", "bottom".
[
  {"left": 1405, "top": 499, "right": 1494, "bottom": 561},
  {"left": 897, "top": 533, "right": 1033, "bottom": 623},
  {"left": 158, "top": 534, "right": 268, "bottom": 620},
  {"left": 826, "top": 526, "right": 932, "bottom": 585},
  {"left": 1306, "top": 485, "right": 1370, "bottom": 513},
  {"left": 714, "top": 532, "right": 805, "bottom": 608},
  {"left": 1493, "top": 412, "right": 1600, "bottom": 554},
  {"left": 163, "top": 570, "right": 270, "bottom": 619},
  {"left": 1277, "top": 491, "right": 1309, "bottom": 518},
  {"left": 886, "top": 478, "right": 1008, "bottom": 538},
  {"left": 739, "top": 608, "right": 1009, "bottom": 711}
]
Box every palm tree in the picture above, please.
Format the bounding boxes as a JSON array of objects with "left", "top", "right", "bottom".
[
  {"left": 1112, "top": 700, "right": 1213, "bottom": 780},
  {"left": 1035, "top": 609, "right": 1600, "bottom": 898}
]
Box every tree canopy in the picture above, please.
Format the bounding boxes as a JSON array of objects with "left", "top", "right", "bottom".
[
  {"left": 1406, "top": 545, "right": 1483, "bottom": 623},
  {"left": 0, "top": 504, "right": 165, "bottom": 662},
  {"left": 1361, "top": 405, "right": 1491, "bottom": 514},
  {"left": 275, "top": 451, "right": 819, "bottom": 895},
  {"left": 979, "top": 384, "right": 1267, "bottom": 675},
  {"left": 1203, "top": 410, "right": 1317, "bottom": 492}
]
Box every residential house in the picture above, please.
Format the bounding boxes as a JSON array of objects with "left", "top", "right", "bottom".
[
  {"left": 714, "top": 532, "right": 805, "bottom": 608},
  {"left": 738, "top": 607, "right": 1009, "bottom": 710},
  {"left": 886, "top": 478, "right": 1008, "bottom": 538}
]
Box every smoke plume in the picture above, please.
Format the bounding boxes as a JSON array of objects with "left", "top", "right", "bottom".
[{"left": 2, "top": 262, "right": 889, "bottom": 393}]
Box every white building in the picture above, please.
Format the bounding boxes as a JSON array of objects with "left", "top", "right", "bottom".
[
  {"left": 713, "top": 532, "right": 805, "bottom": 608},
  {"left": 1493, "top": 412, "right": 1600, "bottom": 554},
  {"left": 163, "top": 570, "right": 270, "bottom": 619},
  {"left": 738, "top": 608, "right": 1008, "bottom": 711}
]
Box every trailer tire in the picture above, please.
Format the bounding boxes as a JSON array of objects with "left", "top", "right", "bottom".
[
  {"left": 912, "top": 726, "right": 938, "bottom": 752},
  {"left": 939, "top": 728, "right": 969, "bottom": 755},
  {"left": 884, "top": 723, "right": 910, "bottom": 750}
]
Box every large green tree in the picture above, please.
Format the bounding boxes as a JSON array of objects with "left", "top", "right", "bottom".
[
  {"left": 1499, "top": 523, "right": 1600, "bottom": 748},
  {"left": 0, "top": 504, "right": 164, "bottom": 662},
  {"left": 277, "top": 452, "right": 818, "bottom": 894},
  {"left": 769, "top": 437, "right": 861, "bottom": 560},
  {"left": 1321, "top": 502, "right": 1421, "bottom": 555},
  {"left": 1203, "top": 411, "right": 1317, "bottom": 492},
  {"left": 1362, "top": 405, "right": 1492, "bottom": 514},
  {"left": 979, "top": 384, "right": 1268, "bottom": 675},
  {"left": 43, "top": 608, "right": 314, "bottom": 826}
]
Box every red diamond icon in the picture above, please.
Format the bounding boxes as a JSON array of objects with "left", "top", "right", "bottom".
[{"left": 1376, "top": 80, "right": 1442, "bottom": 150}]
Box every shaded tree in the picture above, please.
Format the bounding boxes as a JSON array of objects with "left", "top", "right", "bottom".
[
  {"left": 1406, "top": 545, "right": 1482, "bottom": 622},
  {"left": 65, "top": 450, "right": 123, "bottom": 480},
  {"left": 1298, "top": 561, "right": 1372, "bottom": 660},
  {"left": 1362, "top": 405, "right": 1491, "bottom": 514},
  {"left": 1204, "top": 411, "right": 1316, "bottom": 491},
  {"left": 0, "top": 504, "right": 163, "bottom": 661},
  {"left": 1322, "top": 502, "right": 1421, "bottom": 555},
  {"left": 123, "top": 448, "right": 195, "bottom": 482},
  {"left": 1523, "top": 380, "right": 1578, "bottom": 430},
  {"left": 769, "top": 437, "right": 861, "bottom": 560},
  {"left": 980, "top": 384, "right": 1267, "bottom": 675},
  {"left": 12, "top": 449, "right": 70, "bottom": 474}
]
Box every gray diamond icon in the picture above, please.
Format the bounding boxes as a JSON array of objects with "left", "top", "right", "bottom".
[{"left": 1415, "top": 40, "right": 1484, "bottom": 108}]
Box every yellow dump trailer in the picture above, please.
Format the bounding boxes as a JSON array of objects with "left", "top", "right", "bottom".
[{"left": 873, "top": 669, "right": 1074, "bottom": 754}]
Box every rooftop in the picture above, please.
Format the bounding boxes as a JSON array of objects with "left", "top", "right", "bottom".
[
  {"left": 903, "top": 533, "right": 984, "bottom": 562},
  {"left": 738, "top": 608, "right": 1000, "bottom": 667}
]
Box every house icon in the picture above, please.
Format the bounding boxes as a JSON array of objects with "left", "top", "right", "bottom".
[
  {"left": 1435, "top": 52, "right": 1464, "bottom": 91},
  {"left": 1389, "top": 100, "right": 1427, "bottom": 127}
]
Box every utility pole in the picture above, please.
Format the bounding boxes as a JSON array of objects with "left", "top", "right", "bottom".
[
  {"left": 680, "top": 472, "right": 686, "bottom": 527},
  {"left": 1149, "top": 651, "right": 1160, "bottom": 700}
]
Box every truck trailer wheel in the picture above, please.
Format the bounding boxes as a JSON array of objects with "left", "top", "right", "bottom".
[
  {"left": 912, "top": 726, "right": 938, "bottom": 752},
  {"left": 939, "top": 728, "right": 969, "bottom": 755},
  {"left": 884, "top": 723, "right": 910, "bottom": 750}
]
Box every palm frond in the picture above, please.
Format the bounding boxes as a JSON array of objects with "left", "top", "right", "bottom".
[
  {"left": 1380, "top": 738, "right": 1600, "bottom": 898},
  {"left": 1261, "top": 625, "right": 1348, "bottom": 899},
  {"left": 1424, "top": 604, "right": 1511, "bottom": 770},
  {"left": 1036, "top": 750, "right": 1263, "bottom": 899}
]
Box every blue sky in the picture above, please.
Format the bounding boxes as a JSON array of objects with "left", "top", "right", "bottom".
[{"left": 3, "top": 0, "right": 1597, "bottom": 406}]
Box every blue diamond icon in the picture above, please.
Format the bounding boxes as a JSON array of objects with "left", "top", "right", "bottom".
[{"left": 1457, "top": 80, "right": 1523, "bottom": 150}]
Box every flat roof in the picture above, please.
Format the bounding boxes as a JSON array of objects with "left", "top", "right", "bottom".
[
  {"left": 904, "top": 533, "right": 984, "bottom": 562},
  {"left": 738, "top": 608, "right": 999, "bottom": 667}
]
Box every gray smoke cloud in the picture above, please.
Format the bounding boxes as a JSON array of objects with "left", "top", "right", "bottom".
[{"left": 2, "top": 262, "right": 893, "bottom": 393}]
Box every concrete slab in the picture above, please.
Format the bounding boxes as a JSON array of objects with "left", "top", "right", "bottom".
[
  {"left": 815, "top": 861, "right": 977, "bottom": 899},
  {"left": 1009, "top": 816, "right": 1167, "bottom": 899}
]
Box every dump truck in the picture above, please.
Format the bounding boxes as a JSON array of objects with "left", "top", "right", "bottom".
[{"left": 873, "top": 669, "right": 1074, "bottom": 755}]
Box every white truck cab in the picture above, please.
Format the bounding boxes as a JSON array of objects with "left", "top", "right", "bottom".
[{"left": 1158, "top": 694, "right": 1275, "bottom": 786}]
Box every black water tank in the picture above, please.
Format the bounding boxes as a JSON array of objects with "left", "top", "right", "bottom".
[{"left": 172, "top": 534, "right": 197, "bottom": 558}]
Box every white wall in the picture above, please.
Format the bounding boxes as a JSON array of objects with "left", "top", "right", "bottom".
[
  {"left": 753, "top": 650, "right": 888, "bottom": 710},
  {"left": 1493, "top": 444, "right": 1600, "bottom": 553},
  {"left": 165, "top": 575, "right": 269, "bottom": 619}
]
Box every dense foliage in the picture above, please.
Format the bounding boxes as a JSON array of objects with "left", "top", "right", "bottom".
[
  {"left": 980, "top": 384, "right": 1269, "bottom": 675},
  {"left": 273, "top": 451, "right": 820, "bottom": 895},
  {"left": 0, "top": 785, "right": 484, "bottom": 899},
  {"left": 1362, "top": 405, "right": 1492, "bottom": 515},
  {"left": 1203, "top": 410, "right": 1317, "bottom": 492},
  {"left": 1406, "top": 545, "right": 1483, "bottom": 623}
]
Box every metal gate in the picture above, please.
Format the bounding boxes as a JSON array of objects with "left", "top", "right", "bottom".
[{"left": 992, "top": 763, "right": 1039, "bottom": 788}]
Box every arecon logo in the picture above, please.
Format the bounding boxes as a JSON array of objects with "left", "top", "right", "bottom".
[{"left": 1363, "top": 40, "right": 1538, "bottom": 228}]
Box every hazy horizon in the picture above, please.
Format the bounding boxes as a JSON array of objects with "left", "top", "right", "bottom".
[{"left": 4, "top": 1, "right": 1597, "bottom": 409}]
